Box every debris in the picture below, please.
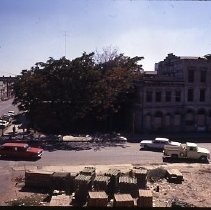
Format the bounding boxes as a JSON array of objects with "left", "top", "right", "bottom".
[{"left": 147, "top": 167, "right": 167, "bottom": 182}]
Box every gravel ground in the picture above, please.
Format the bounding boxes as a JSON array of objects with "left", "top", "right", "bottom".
[{"left": 0, "top": 162, "right": 210, "bottom": 207}]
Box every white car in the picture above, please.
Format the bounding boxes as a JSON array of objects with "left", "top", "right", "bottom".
[
  {"left": 2, "top": 114, "right": 12, "bottom": 122},
  {"left": 140, "top": 137, "right": 181, "bottom": 150},
  {"left": 0, "top": 119, "right": 9, "bottom": 128},
  {"left": 7, "top": 110, "right": 15, "bottom": 116}
]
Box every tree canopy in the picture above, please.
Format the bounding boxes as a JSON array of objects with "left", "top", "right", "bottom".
[{"left": 13, "top": 50, "right": 143, "bottom": 133}]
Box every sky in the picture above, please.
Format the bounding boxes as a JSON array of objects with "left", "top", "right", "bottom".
[{"left": 0, "top": 0, "right": 211, "bottom": 76}]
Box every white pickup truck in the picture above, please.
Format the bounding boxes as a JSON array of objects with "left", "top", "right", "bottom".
[
  {"left": 163, "top": 142, "right": 210, "bottom": 162},
  {"left": 140, "top": 137, "right": 181, "bottom": 150}
]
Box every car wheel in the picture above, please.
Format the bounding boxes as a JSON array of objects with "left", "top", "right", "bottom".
[
  {"left": 199, "top": 156, "right": 208, "bottom": 163},
  {"left": 144, "top": 145, "right": 149, "bottom": 150},
  {"left": 171, "top": 154, "right": 178, "bottom": 159}
]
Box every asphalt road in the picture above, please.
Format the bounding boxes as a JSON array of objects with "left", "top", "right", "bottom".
[
  {"left": 0, "top": 98, "right": 18, "bottom": 117},
  {"left": 0, "top": 142, "right": 210, "bottom": 168}
]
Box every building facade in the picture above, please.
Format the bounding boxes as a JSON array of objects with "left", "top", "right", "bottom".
[
  {"left": 134, "top": 53, "right": 211, "bottom": 133},
  {"left": 0, "top": 81, "right": 7, "bottom": 100},
  {"left": 0, "top": 76, "right": 16, "bottom": 100}
]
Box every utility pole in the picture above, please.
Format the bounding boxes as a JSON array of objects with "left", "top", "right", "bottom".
[
  {"left": 63, "top": 31, "right": 70, "bottom": 58},
  {"left": 64, "top": 31, "right": 67, "bottom": 57}
]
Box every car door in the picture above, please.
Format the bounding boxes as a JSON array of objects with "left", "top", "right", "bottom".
[
  {"left": 16, "top": 146, "right": 27, "bottom": 158},
  {"left": 187, "top": 147, "right": 197, "bottom": 159},
  {"left": 2, "top": 146, "right": 16, "bottom": 157},
  {"left": 153, "top": 141, "right": 161, "bottom": 149}
]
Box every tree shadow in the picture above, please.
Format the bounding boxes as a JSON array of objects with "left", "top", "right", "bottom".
[
  {"left": 1, "top": 131, "right": 129, "bottom": 152},
  {"left": 39, "top": 141, "right": 129, "bottom": 152}
]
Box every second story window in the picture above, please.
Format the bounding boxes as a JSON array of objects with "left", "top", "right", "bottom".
[
  {"left": 175, "top": 91, "right": 181, "bottom": 102},
  {"left": 188, "top": 69, "right": 194, "bottom": 83},
  {"left": 200, "top": 89, "right": 206, "bottom": 102},
  {"left": 200, "top": 70, "right": 207, "bottom": 83},
  {"left": 165, "top": 91, "right": 171, "bottom": 102},
  {"left": 188, "top": 89, "right": 194, "bottom": 102},
  {"left": 146, "top": 91, "right": 153, "bottom": 102},
  {"left": 155, "top": 91, "right": 161, "bottom": 102}
]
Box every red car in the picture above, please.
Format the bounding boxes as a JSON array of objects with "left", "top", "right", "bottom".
[{"left": 0, "top": 143, "right": 43, "bottom": 160}]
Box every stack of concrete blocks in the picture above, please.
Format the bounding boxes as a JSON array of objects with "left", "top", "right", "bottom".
[
  {"left": 119, "top": 176, "right": 138, "bottom": 197},
  {"left": 104, "top": 169, "right": 121, "bottom": 196},
  {"left": 166, "top": 169, "right": 183, "bottom": 183},
  {"left": 80, "top": 167, "right": 96, "bottom": 182},
  {"left": 93, "top": 175, "right": 111, "bottom": 194},
  {"left": 87, "top": 191, "right": 108, "bottom": 207},
  {"left": 137, "top": 189, "right": 153, "bottom": 207},
  {"left": 114, "top": 194, "right": 134, "bottom": 207},
  {"left": 50, "top": 172, "right": 72, "bottom": 194},
  {"left": 134, "top": 169, "right": 148, "bottom": 189},
  {"left": 25, "top": 170, "right": 53, "bottom": 190},
  {"left": 74, "top": 174, "right": 92, "bottom": 205},
  {"left": 69, "top": 172, "right": 78, "bottom": 193},
  {"left": 49, "top": 194, "right": 72, "bottom": 206}
]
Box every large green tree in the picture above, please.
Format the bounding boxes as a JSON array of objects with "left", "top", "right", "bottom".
[{"left": 13, "top": 51, "right": 143, "bottom": 133}]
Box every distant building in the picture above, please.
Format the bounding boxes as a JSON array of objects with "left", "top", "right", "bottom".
[
  {"left": 0, "top": 81, "right": 7, "bottom": 100},
  {"left": 0, "top": 76, "right": 17, "bottom": 100},
  {"left": 133, "top": 53, "right": 211, "bottom": 133}
]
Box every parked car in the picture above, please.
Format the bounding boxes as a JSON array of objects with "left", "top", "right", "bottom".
[
  {"left": 0, "top": 119, "right": 9, "bottom": 128},
  {"left": 7, "top": 110, "right": 15, "bottom": 117},
  {"left": 0, "top": 143, "right": 43, "bottom": 160},
  {"left": 140, "top": 137, "right": 181, "bottom": 150},
  {"left": 163, "top": 142, "right": 210, "bottom": 163},
  {"left": 1, "top": 114, "right": 12, "bottom": 122}
]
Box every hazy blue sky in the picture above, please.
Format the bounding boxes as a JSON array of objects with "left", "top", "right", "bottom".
[{"left": 0, "top": 0, "right": 211, "bottom": 76}]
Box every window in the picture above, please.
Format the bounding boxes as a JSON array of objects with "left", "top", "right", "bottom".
[
  {"left": 155, "top": 91, "right": 161, "bottom": 102},
  {"left": 188, "top": 89, "right": 194, "bottom": 102},
  {"left": 146, "top": 91, "right": 152, "bottom": 102},
  {"left": 200, "top": 89, "right": 206, "bottom": 102},
  {"left": 188, "top": 69, "right": 194, "bottom": 82},
  {"left": 175, "top": 91, "right": 181, "bottom": 102},
  {"left": 189, "top": 147, "right": 197, "bottom": 152},
  {"left": 200, "top": 70, "right": 207, "bottom": 83},
  {"left": 165, "top": 91, "right": 171, "bottom": 102}
]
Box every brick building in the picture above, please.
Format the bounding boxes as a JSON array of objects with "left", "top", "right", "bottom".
[{"left": 134, "top": 53, "right": 211, "bottom": 133}]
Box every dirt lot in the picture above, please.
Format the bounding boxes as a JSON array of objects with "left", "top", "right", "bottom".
[{"left": 0, "top": 162, "right": 210, "bottom": 207}]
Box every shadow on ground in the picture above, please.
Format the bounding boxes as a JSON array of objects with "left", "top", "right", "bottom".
[
  {"left": 0, "top": 132, "right": 129, "bottom": 152},
  {"left": 0, "top": 156, "right": 41, "bottom": 162},
  {"left": 139, "top": 147, "right": 163, "bottom": 153},
  {"left": 163, "top": 157, "right": 210, "bottom": 164}
]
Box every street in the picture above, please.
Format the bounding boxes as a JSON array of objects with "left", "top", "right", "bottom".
[
  {"left": 0, "top": 142, "right": 210, "bottom": 168},
  {"left": 0, "top": 99, "right": 18, "bottom": 117}
]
